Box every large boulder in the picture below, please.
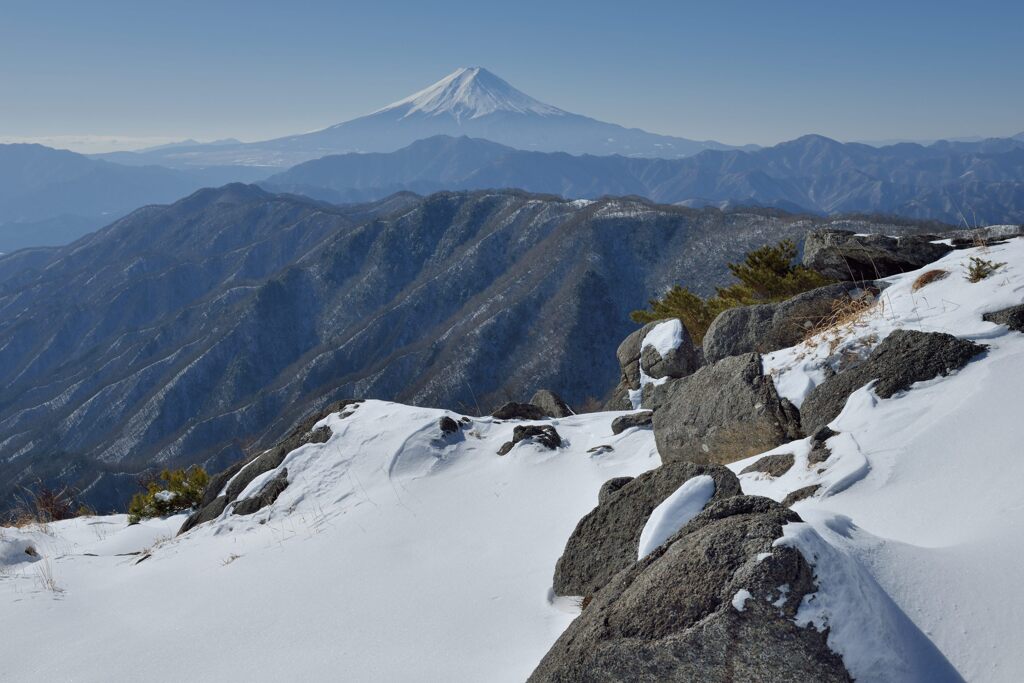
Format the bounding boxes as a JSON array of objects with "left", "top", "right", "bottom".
[
  {"left": 702, "top": 283, "right": 857, "bottom": 364},
  {"left": 552, "top": 461, "right": 741, "bottom": 598},
  {"left": 800, "top": 329, "right": 985, "bottom": 434},
  {"left": 651, "top": 353, "right": 802, "bottom": 465},
  {"left": 606, "top": 320, "right": 699, "bottom": 410},
  {"left": 803, "top": 229, "right": 952, "bottom": 281},
  {"left": 530, "top": 496, "right": 851, "bottom": 682},
  {"left": 529, "top": 390, "right": 573, "bottom": 418}
]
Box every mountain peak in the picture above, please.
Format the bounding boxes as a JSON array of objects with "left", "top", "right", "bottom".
[{"left": 373, "top": 67, "right": 566, "bottom": 121}]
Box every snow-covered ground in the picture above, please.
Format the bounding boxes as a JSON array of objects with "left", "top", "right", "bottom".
[
  {"left": 735, "top": 237, "right": 1024, "bottom": 682},
  {"left": 2, "top": 237, "right": 1021, "bottom": 681},
  {"left": 0, "top": 406, "right": 659, "bottom": 682}
]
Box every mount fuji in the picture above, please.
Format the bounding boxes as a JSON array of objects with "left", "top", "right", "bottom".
[{"left": 102, "top": 67, "right": 748, "bottom": 168}]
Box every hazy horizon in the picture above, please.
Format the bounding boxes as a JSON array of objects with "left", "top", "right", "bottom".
[{"left": 2, "top": 0, "right": 1022, "bottom": 153}]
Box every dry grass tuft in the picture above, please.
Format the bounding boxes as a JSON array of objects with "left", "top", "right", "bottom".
[
  {"left": 912, "top": 269, "right": 949, "bottom": 291},
  {"left": 803, "top": 294, "right": 881, "bottom": 352}
]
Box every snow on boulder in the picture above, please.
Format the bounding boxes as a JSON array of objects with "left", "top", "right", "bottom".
[{"left": 637, "top": 474, "right": 716, "bottom": 559}]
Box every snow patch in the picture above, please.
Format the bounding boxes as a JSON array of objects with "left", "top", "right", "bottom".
[
  {"left": 732, "top": 589, "right": 752, "bottom": 612},
  {"left": 638, "top": 475, "right": 715, "bottom": 559}
]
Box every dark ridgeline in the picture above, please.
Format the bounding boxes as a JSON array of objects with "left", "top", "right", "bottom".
[
  {"left": 265, "top": 133, "right": 1024, "bottom": 225},
  {"left": 0, "top": 184, "right": 944, "bottom": 510}
]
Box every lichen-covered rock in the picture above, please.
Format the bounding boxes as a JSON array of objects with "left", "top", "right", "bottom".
[
  {"left": 800, "top": 329, "right": 985, "bottom": 434},
  {"left": 529, "top": 390, "right": 573, "bottom": 418},
  {"left": 983, "top": 304, "right": 1024, "bottom": 333},
  {"left": 651, "top": 353, "right": 802, "bottom": 465},
  {"left": 611, "top": 411, "right": 653, "bottom": 435},
  {"left": 803, "top": 229, "right": 952, "bottom": 281},
  {"left": 491, "top": 402, "right": 548, "bottom": 421},
  {"left": 702, "top": 283, "right": 856, "bottom": 364},
  {"left": 531, "top": 496, "right": 851, "bottom": 683},
  {"left": 552, "top": 461, "right": 741, "bottom": 598},
  {"left": 496, "top": 425, "right": 562, "bottom": 456},
  {"left": 782, "top": 485, "right": 821, "bottom": 507}
]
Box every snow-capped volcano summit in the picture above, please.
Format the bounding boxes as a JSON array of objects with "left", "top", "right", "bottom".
[
  {"left": 371, "top": 67, "right": 567, "bottom": 120},
  {"left": 109, "top": 67, "right": 745, "bottom": 167}
]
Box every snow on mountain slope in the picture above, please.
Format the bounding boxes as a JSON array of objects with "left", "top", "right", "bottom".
[
  {"left": 0, "top": 404, "right": 659, "bottom": 682},
  {"left": 731, "top": 237, "right": 1024, "bottom": 681},
  {"left": 369, "top": 67, "right": 567, "bottom": 121},
  {"left": 3, "top": 237, "right": 1022, "bottom": 681}
]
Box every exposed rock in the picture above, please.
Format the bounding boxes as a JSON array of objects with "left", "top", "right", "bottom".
[
  {"left": 803, "top": 229, "right": 952, "bottom": 281},
  {"left": 801, "top": 329, "right": 985, "bottom": 434},
  {"left": 639, "top": 320, "right": 700, "bottom": 381},
  {"left": 651, "top": 353, "right": 802, "bottom": 465},
  {"left": 702, "top": 283, "right": 856, "bottom": 364},
  {"left": 497, "top": 425, "right": 562, "bottom": 456},
  {"left": 740, "top": 452, "right": 795, "bottom": 477},
  {"left": 945, "top": 224, "right": 1024, "bottom": 248},
  {"left": 808, "top": 426, "right": 838, "bottom": 465},
  {"left": 552, "top": 461, "right": 741, "bottom": 597},
  {"left": 983, "top": 304, "right": 1024, "bottom": 333},
  {"left": 782, "top": 485, "right": 821, "bottom": 507},
  {"left": 611, "top": 411, "right": 653, "bottom": 435},
  {"left": 438, "top": 416, "right": 460, "bottom": 435},
  {"left": 606, "top": 320, "right": 699, "bottom": 410},
  {"left": 586, "top": 445, "right": 614, "bottom": 455},
  {"left": 178, "top": 495, "right": 229, "bottom": 535},
  {"left": 531, "top": 496, "right": 851, "bottom": 682},
  {"left": 491, "top": 402, "right": 548, "bottom": 421},
  {"left": 232, "top": 469, "right": 289, "bottom": 517},
  {"left": 529, "top": 390, "right": 573, "bottom": 418},
  {"left": 598, "top": 477, "right": 634, "bottom": 504}
]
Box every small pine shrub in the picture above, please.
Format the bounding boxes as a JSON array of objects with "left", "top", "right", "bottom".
[
  {"left": 127, "top": 466, "right": 209, "bottom": 524},
  {"left": 632, "top": 240, "right": 832, "bottom": 343},
  {"left": 964, "top": 256, "right": 1006, "bottom": 283}
]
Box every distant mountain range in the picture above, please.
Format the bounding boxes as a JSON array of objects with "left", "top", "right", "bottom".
[
  {"left": 0, "top": 144, "right": 271, "bottom": 251},
  {"left": 265, "top": 133, "right": 1024, "bottom": 225},
  {"left": 94, "top": 67, "right": 751, "bottom": 168},
  {"left": 0, "top": 185, "right": 939, "bottom": 510}
]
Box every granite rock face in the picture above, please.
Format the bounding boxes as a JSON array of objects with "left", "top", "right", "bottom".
[
  {"left": 552, "top": 461, "right": 741, "bottom": 598},
  {"left": 702, "top": 283, "right": 857, "bottom": 364},
  {"left": 803, "top": 229, "right": 952, "bottom": 281},
  {"left": 800, "top": 329, "right": 985, "bottom": 434},
  {"left": 531, "top": 496, "right": 851, "bottom": 683},
  {"left": 651, "top": 353, "right": 802, "bottom": 465}
]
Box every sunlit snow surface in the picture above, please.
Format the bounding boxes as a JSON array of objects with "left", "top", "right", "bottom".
[{"left": 3, "top": 238, "right": 1023, "bottom": 681}]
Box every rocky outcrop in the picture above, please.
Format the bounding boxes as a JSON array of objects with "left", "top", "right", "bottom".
[
  {"left": 606, "top": 320, "right": 699, "bottom": 410},
  {"left": 611, "top": 411, "right": 653, "bottom": 435},
  {"left": 496, "top": 425, "right": 562, "bottom": 456},
  {"left": 438, "top": 416, "right": 461, "bottom": 435},
  {"left": 702, "top": 283, "right": 857, "bottom": 364},
  {"left": 800, "top": 329, "right": 985, "bottom": 434},
  {"left": 552, "top": 461, "right": 741, "bottom": 598},
  {"left": 983, "top": 304, "right": 1024, "bottom": 333},
  {"left": 529, "top": 390, "right": 573, "bottom": 418},
  {"left": 740, "top": 452, "right": 795, "bottom": 477},
  {"left": 782, "top": 485, "right": 821, "bottom": 507},
  {"left": 531, "top": 496, "right": 851, "bottom": 682},
  {"left": 803, "top": 229, "right": 952, "bottom": 281},
  {"left": 492, "top": 402, "right": 549, "bottom": 421},
  {"left": 651, "top": 353, "right": 802, "bottom": 465},
  {"left": 232, "top": 469, "right": 289, "bottom": 516},
  {"left": 179, "top": 400, "right": 357, "bottom": 534}
]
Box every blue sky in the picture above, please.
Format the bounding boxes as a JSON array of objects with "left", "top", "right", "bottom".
[{"left": 1, "top": 0, "right": 1021, "bottom": 151}]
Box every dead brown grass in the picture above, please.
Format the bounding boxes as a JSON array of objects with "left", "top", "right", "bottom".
[
  {"left": 803, "top": 294, "right": 880, "bottom": 352},
  {"left": 912, "top": 269, "right": 949, "bottom": 291}
]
